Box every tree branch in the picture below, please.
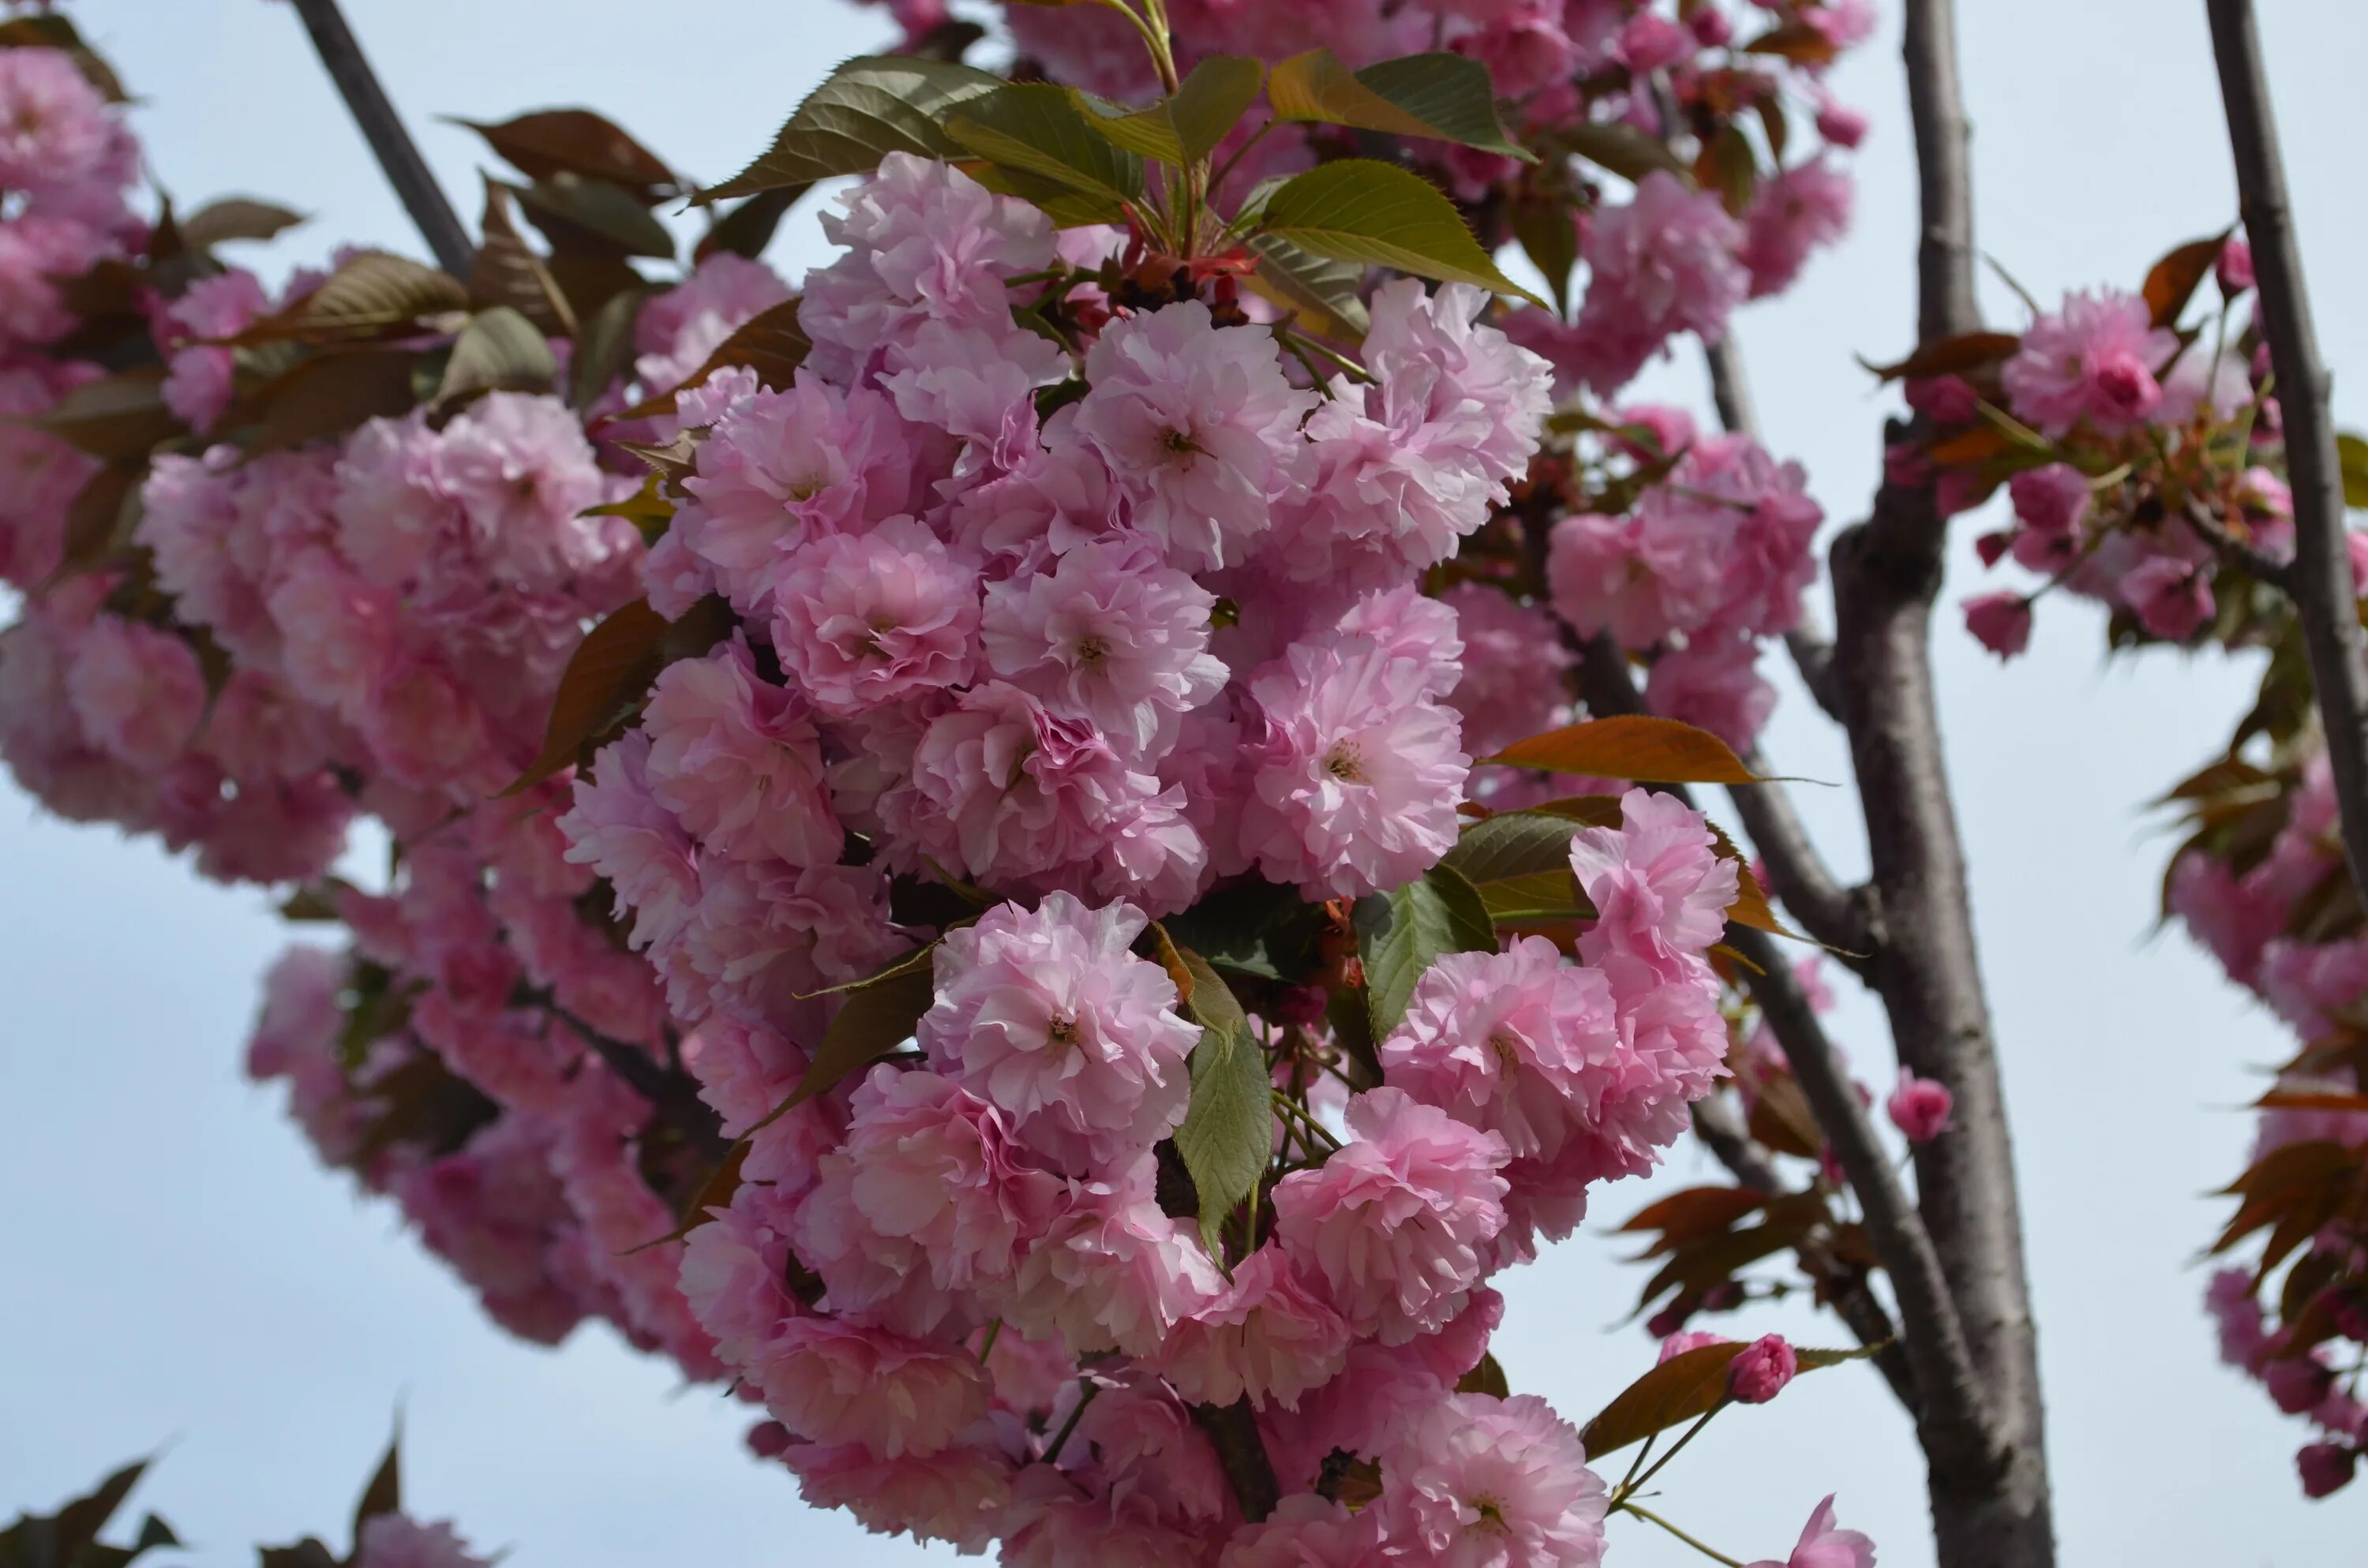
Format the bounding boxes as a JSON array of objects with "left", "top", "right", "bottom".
[
  {"left": 287, "top": 0, "right": 474, "bottom": 276},
  {"left": 2206, "top": 0, "right": 2368, "bottom": 909},
  {"left": 1729, "top": 762, "right": 1874, "bottom": 968},
  {"left": 1904, "top": 0, "right": 1980, "bottom": 344}
]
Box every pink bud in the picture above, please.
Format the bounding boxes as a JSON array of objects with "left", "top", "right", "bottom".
[
  {"left": 1620, "top": 12, "right": 1692, "bottom": 73},
  {"left": 1962, "top": 593, "right": 2033, "bottom": 661},
  {"left": 1886, "top": 1068, "right": 1954, "bottom": 1143},
  {"left": 1658, "top": 1330, "right": 1729, "bottom": 1364},
  {"left": 2265, "top": 1357, "right": 2330, "bottom": 1416},
  {"left": 747, "top": 1419, "right": 793, "bottom": 1458},
  {"left": 1974, "top": 530, "right": 2013, "bottom": 568},
  {"left": 1727, "top": 1334, "right": 1797, "bottom": 1404},
  {"left": 2216, "top": 238, "right": 2255, "bottom": 294},
  {"left": 2298, "top": 1443, "right": 2356, "bottom": 1499},
  {"left": 1905, "top": 373, "right": 1980, "bottom": 425},
  {"left": 1689, "top": 8, "right": 1733, "bottom": 47},
  {"left": 1815, "top": 93, "right": 1870, "bottom": 149}
]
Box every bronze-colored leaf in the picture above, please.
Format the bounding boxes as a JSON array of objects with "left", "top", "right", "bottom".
[
  {"left": 2142, "top": 230, "right": 2233, "bottom": 330},
  {"left": 247, "top": 349, "right": 424, "bottom": 455},
  {"left": 470, "top": 178, "right": 573, "bottom": 336},
  {"left": 459, "top": 109, "right": 677, "bottom": 198},
  {"left": 613, "top": 296, "right": 810, "bottom": 422},
  {"left": 1579, "top": 1340, "right": 1873, "bottom": 1457},
  {"left": 503, "top": 594, "right": 733, "bottom": 795},
  {"left": 781, "top": 949, "right": 939, "bottom": 1111},
  {"left": 33, "top": 367, "right": 183, "bottom": 460},
  {"left": 1617, "top": 1185, "right": 1768, "bottom": 1252},
  {"left": 179, "top": 196, "right": 305, "bottom": 250},
  {"left": 1859, "top": 331, "right": 2022, "bottom": 384},
  {"left": 1487, "top": 715, "right": 1759, "bottom": 785}
]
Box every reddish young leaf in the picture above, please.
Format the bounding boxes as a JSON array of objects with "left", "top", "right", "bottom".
[
  {"left": 459, "top": 109, "right": 677, "bottom": 198},
  {"left": 1579, "top": 1342, "right": 1874, "bottom": 1457},
  {"left": 503, "top": 595, "right": 732, "bottom": 795},
  {"left": 1617, "top": 1185, "right": 1767, "bottom": 1252},
  {"left": 2141, "top": 230, "right": 2233, "bottom": 330},
  {"left": 1859, "top": 331, "right": 2021, "bottom": 384},
  {"left": 1486, "top": 715, "right": 1759, "bottom": 785},
  {"left": 609, "top": 296, "right": 811, "bottom": 423}
]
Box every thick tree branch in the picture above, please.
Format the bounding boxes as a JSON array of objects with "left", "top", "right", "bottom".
[
  {"left": 1904, "top": 0, "right": 1980, "bottom": 344},
  {"left": 287, "top": 0, "right": 474, "bottom": 276},
  {"left": 2206, "top": 0, "right": 2368, "bottom": 908},
  {"left": 1730, "top": 761, "right": 1873, "bottom": 967}
]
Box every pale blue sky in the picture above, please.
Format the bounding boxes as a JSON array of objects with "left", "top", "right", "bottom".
[{"left": 3, "top": 2, "right": 2362, "bottom": 1563}]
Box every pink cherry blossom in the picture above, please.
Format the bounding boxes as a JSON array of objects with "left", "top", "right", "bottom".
[
  {"left": 2001, "top": 289, "right": 2178, "bottom": 438},
  {"left": 1962, "top": 592, "right": 2034, "bottom": 660},
  {"left": 640, "top": 640, "right": 839, "bottom": 866},
  {"left": 1748, "top": 1495, "right": 1876, "bottom": 1568},
  {"left": 1729, "top": 1333, "right": 1798, "bottom": 1403},
  {"left": 770, "top": 515, "right": 980, "bottom": 717},
  {"left": 353, "top": 1515, "right": 491, "bottom": 1568},
  {"left": 1565, "top": 171, "right": 1746, "bottom": 395},
  {"left": 1568, "top": 788, "right": 1740, "bottom": 972},
  {"left": 751, "top": 1315, "right": 990, "bottom": 1458},
  {"left": 1886, "top": 1068, "right": 1954, "bottom": 1143},
  {"left": 62, "top": 616, "right": 204, "bottom": 770},
  {"left": 1216, "top": 1495, "right": 1386, "bottom": 1568},
  {"left": 1155, "top": 1242, "right": 1353, "bottom": 1409},
  {"left": 1002, "top": 1164, "right": 1225, "bottom": 1355},
  {"left": 781, "top": 1437, "right": 1015, "bottom": 1555},
  {"left": 1374, "top": 1391, "right": 1608, "bottom": 1568}
]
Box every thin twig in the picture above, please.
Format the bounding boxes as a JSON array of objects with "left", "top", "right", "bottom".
[
  {"left": 1618, "top": 1504, "right": 1746, "bottom": 1568},
  {"left": 2182, "top": 496, "right": 2295, "bottom": 591},
  {"left": 286, "top": 0, "right": 473, "bottom": 276},
  {"left": 2206, "top": 0, "right": 2368, "bottom": 909}
]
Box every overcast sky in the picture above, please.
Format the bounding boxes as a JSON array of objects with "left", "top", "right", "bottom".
[{"left": 3, "top": 2, "right": 2363, "bottom": 1564}]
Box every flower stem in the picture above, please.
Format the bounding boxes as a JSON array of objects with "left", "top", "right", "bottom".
[{"left": 1618, "top": 1503, "right": 1747, "bottom": 1568}]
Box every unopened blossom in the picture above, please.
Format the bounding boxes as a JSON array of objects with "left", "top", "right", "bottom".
[
  {"left": 1748, "top": 1495, "right": 1876, "bottom": 1568},
  {"left": 2123, "top": 554, "right": 2214, "bottom": 642},
  {"left": 751, "top": 1316, "right": 990, "bottom": 1458},
  {"left": 1071, "top": 298, "right": 1316, "bottom": 571},
  {"left": 2001, "top": 289, "right": 2177, "bottom": 437},
  {"left": 2298, "top": 1442, "right": 2357, "bottom": 1499},
  {"left": 1156, "top": 1242, "right": 1353, "bottom": 1410},
  {"left": 770, "top": 515, "right": 980, "bottom": 716},
  {"left": 1375, "top": 1391, "right": 1608, "bottom": 1568},
  {"left": 919, "top": 892, "right": 1197, "bottom": 1171},
  {"left": 1240, "top": 628, "right": 1471, "bottom": 900},
  {"left": 1273, "top": 1087, "right": 1510, "bottom": 1345},
  {"left": 1728, "top": 1334, "right": 1798, "bottom": 1403},
  {"left": 1380, "top": 937, "right": 1624, "bottom": 1162},
  {"left": 1886, "top": 1068, "right": 1954, "bottom": 1143},
  {"left": 979, "top": 535, "right": 1227, "bottom": 760},
  {"left": 640, "top": 641, "right": 839, "bottom": 867},
  {"left": 1962, "top": 592, "right": 2033, "bottom": 660}
]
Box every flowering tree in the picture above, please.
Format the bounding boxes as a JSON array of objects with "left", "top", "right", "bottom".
[{"left": 3, "top": 0, "right": 2364, "bottom": 1564}]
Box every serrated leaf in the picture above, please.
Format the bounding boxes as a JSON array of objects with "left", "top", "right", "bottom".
[
  {"left": 179, "top": 197, "right": 305, "bottom": 250},
  {"left": 696, "top": 185, "right": 808, "bottom": 264},
  {"left": 1354, "top": 863, "right": 1497, "bottom": 1040},
  {"left": 1268, "top": 48, "right": 1531, "bottom": 162},
  {"left": 260, "top": 251, "right": 467, "bottom": 342},
  {"left": 1542, "top": 119, "right": 1689, "bottom": 182},
  {"left": 946, "top": 83, "right": 1144, "bottom": 211},
  {"left": 1242, "top": 231, "right": 1369, "bottom": 342},
  {"left": 1486, "top": 714, "right": 1759, "bottom": 784},
  {"left": 470, "top": 177, "right": 572, "bottom": 337},
  {"left": 458, "top": 109, "right": 676, "bottom": 196},
  {"left": 47, "top": 459, "right": 144, "bottom": 582},
  {"left": 1083, "top": 55, "right": 1265, "bottom": 167},
  {"left": 512, "top": 174, "right": 675, "bottom": 260},
  {"left": 1260, "top": 159, "right": 1544, "bottom": 305},
  {"left": 1579, "top": 1342, "right": 1873, "bottom": 1456},
  {"left": 436, "top": 307, "right": 555, "bottom": 406},
  {"left": 1166, "top": 941, "right": 1271, "bottom": 1259},
  {"left": 698, "top": 56, "right": 1002, "bottom": 204},
  {"left": 2141, "top": 230, "right": 2232, "bottom": 330},
  {"left": 246, "top": 349, "right": 423, "bottom": 455},
  {"left": 615, "top": 296, "right": 809, "bottom": 422},
  {"left": 781, "top": 949, "right": 939, "bottom": 1111}
]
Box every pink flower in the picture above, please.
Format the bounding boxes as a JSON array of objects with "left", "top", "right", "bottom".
[
  {"left": 883, "top": 681, "right": 1206, "bottom": 909},
  {"left": 920, "top": 892, "right": 1198, "bottom": 1171},
  {"left": 1380, "top": 937, "right": 1624, "bottom": 1162},
  {"left": 2217, "top": 237, "right": 2256, "bottom": 294},
  {"left": 1961, "top": 593, "right": 2033, "bottom": 660},
  {"left": 1658, "top": 1329, "right": 1730, "bottom": 1363},
  {"left": 0, "top": 48, "right": 113, "bottom": 190},
  {"left": 665, "top": 858, "right": 897, "bottom": 1031},
  {"left": 675, "top": 372, "right": 920, "bottom": 612},
  {"left": 838, "top": 1064, "right": 1068, "bottom": 1290},
  {"left": 980, "top": 536, "right": 1228, "bottom": 760},
  {"left": 157, "top": 270, "right": 270, "bottom": 431},
  {"left": 1728, "top": 1333, "right": 1797, "bottom": 1403},
  {"left": 559, "top": 730, "right": 701, "bottom": 951},
  {"left": 62, "top": 616, "right": 204, "bottom": 770},
  {"left": 1617, "top": 9, "right": 1690, "bottom": 71},
  {"left": 1156, "top": 1242, "right": 1353, "bottom": 1410},
  {"left": 641, "top": 641, "right": 840, "bottom": 866},
  {"left": 1217, "top": 1495, "right": 1386, "bottom": 1568},
  {"left": 751, "top": 1315, "right": 989, "bottom": 1457},
  {"left": 265, "top": 546, "right": 396, "bottom": 719},
  {"left": 1273, "top": 1087, "right": 1510, "bottom": 1345},
  {"left": 770, "top": 515, "right": 980, "bottom": 717},
  {"left": 1748, "top": 1495, "right": 1875, "bottom": 1568},
  {"left": 1568, "top": 788, "right": 1739, "bottom": 973},
  {"left": 2299, "top": 1442, "right": 2356, "bottom": 1499},
  {"left": 1438, "top": 584, "right": 1571, "bottom": 757},
  {"left": 2001, "top": 290, "right": 2177, "bottom": 437},
  {"left": 1647, "top": 634, "right": 1777, "bottom": 752},
  {"left": 353, "top": 1514, "right": 491, "bottom": 1568},
  {"left": 1741, "top": 159, "right": 1853, "bottom": 299},
  {"left": 2123, "top": 554, "right": 2214, "bottom": 641},
  {"left": 432, "top": 393, "right": 625, "bottom": 593},
  {"left": 678, "top": 1186, "right": 800, "bottom": 1368},
  {"left": 634, "top": 251, "right": 792, "bottom": 393},
  {"left": 1814, "top": 88, "right": 1869, "bottom": 148},
  {"left": 1885, "top": 1068, "right": 1954, "bottom": 1143},
  {"left": 1003, "top": 1164, "right": 1224, "bottom": 1355},
  {"left": 1567, "top": 171, "right": 1746, "bottom": 395},
  {"left": 1374, "top": 1392, "right": 1608, "bottom": 1568},
  {"left": 782, "top": 1438, "right": 1014, "bottom": 1554},
  {"left": 1072, "top": 298, "right": 1317, "bottom": 570},
  {"left": 1240, "top": 629, "right": 1471, "bottom": 900}
]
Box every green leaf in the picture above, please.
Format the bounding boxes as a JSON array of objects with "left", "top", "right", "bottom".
[
  {"left": 1510, "top": 193, "right": 1577, "bottom": 320},
  {"left": 945, "top": 83, "right": 1144, "bottom": 213},
  {"left": 1538, "top": 119, "right": 1688, "bottom": 183},
  {"left": 512, "top": 174, "right": 675, "bottom": 260},
  {"left": 1456, "top": 1352, "right": 1510, "bottom": 1398},
  {"left": 1694, "top": 122, "right": 1755, "bottom": 217},
  {"left": 1156, "top": 933, "right": 1273, "bottom": 1259},
  {"left": 436, "top": 307, "right": 556, "bottom": 406},
  {"left": 1486, "top": 714, "right": 1759, "bottom": 784},
  {"left": 1268, "top": 48, "right": 1531, "bottom": 162},
  {"left": 1579, "top": 1342, "right": 1878, "bottom": 1458},
  {"left": 781, "top": 948, "right": 939, "bottom": 1111},
  {"left": 1259, "top": 159, "right": 1544, "bottom": 305},
  {"left": 698, "top": 56, "right": 1002, "bottom": 204},
  {"left": 2336, "top": 432, "right": 2368, "bottom": 510},
  {"left": 696, "top": 185, "right": 808, "bottom": 264},
  {"left": 1354, "top": 864, "right": 1497, "bottom": 1040},
  {"left": 1444, "top": 812, "right": 1594, "bottom": 926},
  {"left": 1083, "top": 55, "right": 1265, "bottom": 166},
  {"left": 1242, "top": 232, "right": 1369, "bottom": 342},
  {"left": 351, "top": 1431, "right": 400, "bottom": 1540},
  {"left": 569, "top": 285, "right": 648, "bottom": 411}
]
